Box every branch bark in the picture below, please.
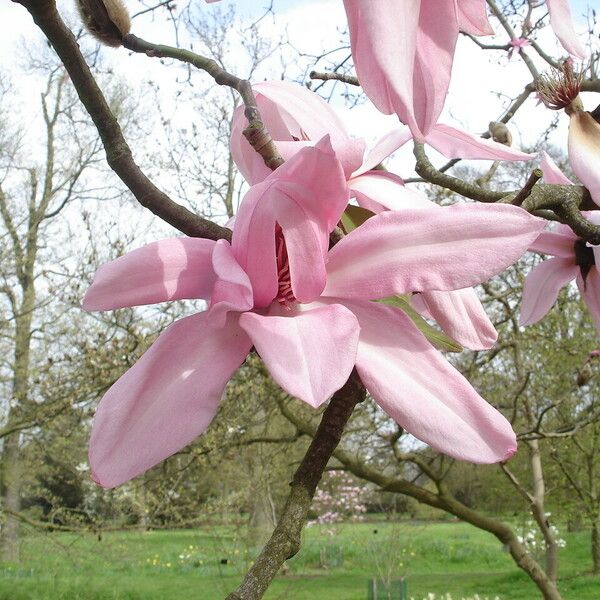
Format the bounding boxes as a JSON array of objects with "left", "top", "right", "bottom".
[{"left": 225, "top": 371, "right": 366, "bottom": 600}]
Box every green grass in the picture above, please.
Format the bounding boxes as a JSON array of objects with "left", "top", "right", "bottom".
[{"left": 0, "top": 520, "right": 598, "bottom": 599}]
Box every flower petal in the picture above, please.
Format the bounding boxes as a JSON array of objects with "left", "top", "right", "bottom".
[
  {"left": 539, "top": 150, "right": 574, "bottom": 185},
  {"left": 83, "top": 238, "right": 216, "bottom": 311},
  {"left": 239, "top": 304, "right": 360, "bottom": 408},
  {"left": 347, "top": 299, "right": 516, "bottom": 463},
  {"left": 520, "top": 257, "right": 578, "bottom": 326},
  {"left": 418, "top": 288, "right": 498, "bottom": 350},
  {"left": 343, "top": 0, "right": 422, "bottom": 135},
  {"left": 209, "top": 240, "right": 254, "bottom": 327},
  {"left": 230, "top": 82, "right": 364, "bottom": 183},
  {"left": 275, "top": 193, "right": 328, "bottom": 303},
  {"left": 457, "top": 0, "right": 494, "bottom": 35},
  {"left": 324, "top": 204, "right": 545, "bottom": 299},
  {"left": 231, "top": 180, "right": 279, "bottom": 307},
  {"left": 529, "top": 230, "right": 577, "bottom": 257},
  {"left": 355, "top": 128, "right": 413, "bottom": 175},
  {"left": 349, "top": 171, "right": 432, "bottom": 213},
  {"left": 89, "top": 312, "right": 252, "bottom": 488},
  {"left": 412, "top": 0, "right": 459, "bottom": 137},
  {"left": 270, "top": 137, "right": 349, "bottom": 234},
  {"left": 568, "top": 111, "right": 600, "bottom": 206},
  {"left": 546, "top": 0, "right": 586, "bottom": 58},
  {"left": 426, "top": 124, "right": 532, "bottom": 161}
]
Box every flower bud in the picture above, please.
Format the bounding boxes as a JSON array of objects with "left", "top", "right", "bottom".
[
  {"left": 488, "top": 122, "right": 512, "bottom": 147},
  {"left": 77, "top": 0, "right": 131, "bottom": 47}
]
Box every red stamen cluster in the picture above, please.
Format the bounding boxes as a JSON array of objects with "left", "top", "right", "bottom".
[
  {"left": 536, "top": 60, "right": 583, "bottom": 111},
  {"left": 275, "top": 224, "right": 296, "bottom": 308}
]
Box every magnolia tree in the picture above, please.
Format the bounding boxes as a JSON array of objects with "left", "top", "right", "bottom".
[{"left": 8, "top": 0, "right": 600, "bottom": 598}]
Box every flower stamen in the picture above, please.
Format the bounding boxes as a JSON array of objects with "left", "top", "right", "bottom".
[{"left": 275, "top": 224, "right": 296, "bottom": 308}]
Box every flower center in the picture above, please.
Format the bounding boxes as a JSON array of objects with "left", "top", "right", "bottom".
[
  {"left": 275, "top": 224, "right": 296, "bottom": 308},
  {"left": 574, "top": 239, "right": 596, "bottom": 283}
]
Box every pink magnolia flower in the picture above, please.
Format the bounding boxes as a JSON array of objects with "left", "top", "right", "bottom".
[
  {"left": 341, "top": 0, "right": 493, "bottom": 141},
  {"left": 84, "top": 140, "right": 543, "bottom": 488},
  {"left": 520, "top": 152, "right": 600, "bottom": 332},
  {"left": 537, "top": 63, "right": 600, "bottom": 207},
  {"left": 231, "top": 81, "right": 528, "bottom": 350},
  {"left": 207, "top": 0, "right": 585, "bottom": 134},
  {"left": 231, "top": 81, "right": 532, "bottom": 184}
]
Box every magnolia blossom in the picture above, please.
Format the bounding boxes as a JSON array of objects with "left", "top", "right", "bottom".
[
  {"left": 84, "top": 140, "right": 543, "bottom": 488},
  {"left": 520, "top": 152, "right": 600, "bottom": 333},
  {"left": 341, "top": 0, "right": 493, "bottom": 141},
  {"left": 537, "top": 64, "right": 600, "bottom": 206},
  {"left": 231, "top": 81, "right": 528, "bottom": 350},
  {"left": 231, "top": 83, "right": 532, "bottom": 182},
  {"left": 207, "top": 1, "right": 585, "bottom": 138}
]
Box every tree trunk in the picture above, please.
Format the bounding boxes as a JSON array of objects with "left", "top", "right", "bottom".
[
  {"left": 247, "top": 475, "right": 277, "bottom": 548},
  {"left": 527, "top": 439, "right": 558, "bottom": 583},
  {"left": 1, "top": 433, "right": 22, "bottom": 562},
  {"left": 1, "top": 277, "right": 35, "bottom": 562}
]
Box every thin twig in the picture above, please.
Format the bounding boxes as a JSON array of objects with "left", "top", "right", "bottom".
[
  {"left": 122, "top": 34, "right": 284, "bottom": 172},
  {"left": 309, "top": 70, "right": 359, "bottom": 86}
]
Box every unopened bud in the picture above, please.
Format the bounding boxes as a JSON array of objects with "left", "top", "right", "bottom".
[
  {"left": 536, "top": 60, "right": 583, "bottom": 114},
  {"left": 76, "top": 0, "right": 131, "bottom": 47},
  {"left": 488, "top": 122, "right": 513, "bottom": 146}
]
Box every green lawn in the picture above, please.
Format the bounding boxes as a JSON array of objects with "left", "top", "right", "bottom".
[{"left": 0, "top": 520, "right": 598, "bottom": 599}]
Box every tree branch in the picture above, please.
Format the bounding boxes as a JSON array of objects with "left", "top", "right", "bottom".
[
  {"left": 225, "top": 371, "right": 366, "bottom": 600},
  {"left": 15, "top": 0, "right": 230, "bottom": 241}
]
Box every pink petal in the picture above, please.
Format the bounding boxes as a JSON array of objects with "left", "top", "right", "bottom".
[
  {"left": 231, "top": 180, "right": 279, "bottom": 307},
  {"left": 232, "top": 141, "right": 348, "bottom": 306},
  {"left": 577, "top": 269, "right": 600, "bottom": 334},
  {"left": 457, "top": 0, "right": 494, "bottom": 35},
  {"left": 343, "top": 0, "right": 422, "bottom": 136},
  {"left": 239, "top": 304, "right": 360, "bottom": 408},
  {"left": 208, "top": 240, "right": 254, "bottom": 327},
  {"left": 83, "top": 238, "right": 216, "bottom": 311},
  {"left": 529, "top": 230, "right": 577, "bottom": 257},
  {"left": 347, "top": 299, "right": 517, "bottom": 463},
  {"left": 271, "top": 137, "right": 349, "bottom": 234},
  {"left": 539, "top": 151, "right": 574, "bottom": 185},
  {"left": 546, "top": 0, "right": 586, "bottom": 58},
  {"left": 412, "top": 1, "right": 459, "bottom": 138},
  {"left": 568, "top": 111, "right": 600, "bottom": 206},
  {"left": 520, "top": 257, "right": 578, "bottom": 326},
  {"left": 275, "top": 193, "right": 328, "bottom": 303},
  {"left": 89, "top": 312, "right": 252, "bottom": 488},
  {"left": 255, "top": 81, "right": 350, "bottom": 146},
  {"left": 355, "top": 128, "right": 413, "bottom": 175},
  {"left": 426, "top": 124, "right": 532, "bottom": 161},
  {"left": 230, "top": 82, "right": 364, "bottom": 183},
  {"left": 349, "top": 171, "right": 432, "bottom": 213},
  {"left": 324, "top": 204, "right": 545, "bottom": 299},
  {"left": 418, "top": 288, "right": 498, "bottom": 350}
]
